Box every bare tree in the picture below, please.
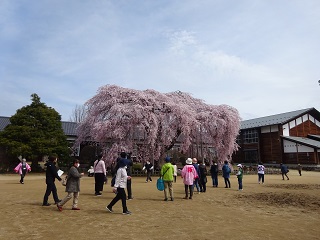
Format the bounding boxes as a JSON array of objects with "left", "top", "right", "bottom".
[{"left": 69, "top": 104, "right": 87, "bottom": 123}]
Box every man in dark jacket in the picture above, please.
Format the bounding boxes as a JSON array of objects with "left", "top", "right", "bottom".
[
  {"left": 143, "top": 160, "right": 154, "bottom": 182},
  {"left": 42, "top": 156, "right": 62, "bottom": 206},
  {"left": 210, "top": 162, "right": 219, "bottom": 187},
  {"left": 198, "top": 160, "right": 207, "bottom": 193}
]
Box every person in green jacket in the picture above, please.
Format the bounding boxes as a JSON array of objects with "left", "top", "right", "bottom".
[
  {"left": 161, "top": 157, "right": 174, "bottom": 201},
  {"left": 236, "top": 164, "right": 243, "bottom": 191}
]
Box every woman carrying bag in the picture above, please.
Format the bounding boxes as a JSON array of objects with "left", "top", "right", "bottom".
[
  {"left": 160, "top": 157, "right": 174, "bottom": 201},
  {"left": 57, "top": 159, "right": 84, "bottom": 211}
]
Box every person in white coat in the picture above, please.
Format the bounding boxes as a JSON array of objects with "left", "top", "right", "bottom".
[{"left": 106, "top": 159, "right": 132, "bottom": 215}]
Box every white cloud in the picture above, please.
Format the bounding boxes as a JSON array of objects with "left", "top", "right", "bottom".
[{"left": 1, "top": 0, "right": 320, "bottom": 121}]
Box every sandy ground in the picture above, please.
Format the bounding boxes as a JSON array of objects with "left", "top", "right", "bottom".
[{"left": 1, "top": 170, "right": 320, "bottom": 240}]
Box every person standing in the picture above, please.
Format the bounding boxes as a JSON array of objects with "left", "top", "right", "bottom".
[
  {"left": 142, "top": 160, "right": 154, "bottom": 182},
  {"left": 236, "top": 164, "right": 243, "bottom": 191},
  {"left": 198, "top": 160, "right": 207, "bottom": 193},
  {"left": 280, "top": 163, "right": 289, "bottom": 180},
  {"left": 42, "top": 156, "right": 62, "bottom": 206},
  {"left": 257, "top": 162, "right": 265, "bottom": 184},
  {"left": 14, "top": 158, "right": 31, "bottom": 184},
  {"left": 181, "top": 158, "right": 198, "bottom": 200},
  {"left": 161, "top": 157, "right": 174, "bottom": 201},
  {"left": 297, "top": 164, "right": 302, "bottom": 176},
  {"left": 106, "top": 159, "right": 131, "bottom": 215},
  {"left": 210, "top": 162, "right": 218, "bottom": 187},
  {"left": 192, "top": 158, "right": 201, "bottom": 193},
  {"left": 126, "top": 152, "right": 133, "bottom": 200},
  {"left": 222, "top": 160, "right": 231, "bottom": 188},
  {"left": 94, "top": 155, "right": 106, "bottom": 196},
  {"left": 172, "top": 162, "right": 178, "bottom": 183},
  {"left": 57, "top": 159, "right": 84, "bottom": 211}
]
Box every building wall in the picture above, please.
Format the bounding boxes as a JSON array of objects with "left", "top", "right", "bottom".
[
  {"left": 260, "top": 131, "right": 282, "bottom": 163},
  {"left": 289, "top": 120, "right": 320, "bottom": 137},
  {"left": 282, "top": 152, "right": 318, "bottom": 164},
  {"left": 233, "top": 111, "right": 320, "bottom": 165}
]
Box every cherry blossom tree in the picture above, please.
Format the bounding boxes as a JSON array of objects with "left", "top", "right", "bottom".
[{"left": 75, "top": 85, "right": 241, "bottom": 166}]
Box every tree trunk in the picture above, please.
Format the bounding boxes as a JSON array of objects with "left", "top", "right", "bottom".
[{"left": 31, "top": 156, "right": 42, "bottom": 172}]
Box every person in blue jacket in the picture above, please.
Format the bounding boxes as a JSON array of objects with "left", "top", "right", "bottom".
[
  {"left": 192, "top": 158, "right": 201, "bottom": 193},
  {"left": 280, "top": 163, "right": 289, "bottom": 180},
  {"left": 222, "top": 160, "right": 231, "bottom": 188}
]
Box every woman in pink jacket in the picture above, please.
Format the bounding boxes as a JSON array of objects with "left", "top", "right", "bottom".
[
  {"left": 181, "top": 158, "right": 198, "bottom": 200},
  {"left": 14, "top": 158, "right": 31, "bottom": 184}
]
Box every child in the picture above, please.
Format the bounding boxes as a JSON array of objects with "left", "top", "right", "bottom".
[
  {"left": 181, "top": 158, "right": 198, "bottom": 199},
  {"left": 236, "top": 164, "right": 243, "bottom": 191}
]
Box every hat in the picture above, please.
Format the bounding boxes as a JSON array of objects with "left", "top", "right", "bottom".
[
  {"left": 165, "top": 157, "right": 171, "bottom": 162},
  {"left": 237, "top": 164, "right": 242, "bottom": 168},
  {"left": 186, "top": 158, "right": 193, "bottom": 165}
]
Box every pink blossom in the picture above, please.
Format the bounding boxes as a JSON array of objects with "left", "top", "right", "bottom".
[{"left": 75, "top": 85, "right": 241, "bottom": 166}]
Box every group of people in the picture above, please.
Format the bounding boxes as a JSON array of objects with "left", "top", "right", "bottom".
[
  {"left": 219, "top": 160, "right": 243, "bottom": 190},
  {"left": 41, "top": 156, "right": 84, "bottom": 211},
  {"left": 13, "top": 154, "right": 302, "bottom": 215},
  {"left": 159, "top": 157, "right": 209, "bottom": 201},
  {"left": 13, "top": 156, "right": 82, "bottom": 210}
]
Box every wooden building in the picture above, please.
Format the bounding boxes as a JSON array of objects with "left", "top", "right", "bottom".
[
  {"left": 233, "top": 108, "right": 320, "bottom": 165},
  {"left": 2, "top": 107, "right": 320, "bottom": 167}
]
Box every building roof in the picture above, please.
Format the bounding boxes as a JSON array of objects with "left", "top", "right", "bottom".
[
  {"left": 240, "top": 108, "right": 317, "bottom": 130},
  {"left": 0, "top": 116, "right": 78, "bottom": 136},
  {"left": 61, "top": 121, "right": 78, "bottom": 136},
  {"left": 0, "top": 116, "right": 10, "bottom": 131},
  {"left": 307, "top": 135, "right": 320, "bottom": 141},
  {"left": 282, "top": 136, "right": 320, "bottom": 149}
]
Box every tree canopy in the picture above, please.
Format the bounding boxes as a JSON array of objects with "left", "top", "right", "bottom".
[
  {"left": 0, "top": 94, "right": 70, "bottom": 169},
  {"left": 76, "top": 85, "right": 241, "bottom": 166}
]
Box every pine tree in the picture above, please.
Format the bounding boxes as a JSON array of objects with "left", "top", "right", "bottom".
[{"left": 0, "top": 94, "right": 70, "bottom": 170}]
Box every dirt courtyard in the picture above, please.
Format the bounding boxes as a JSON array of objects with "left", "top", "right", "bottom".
[{"left": 1, "top": 170, "right": 320, "bottom": 240}]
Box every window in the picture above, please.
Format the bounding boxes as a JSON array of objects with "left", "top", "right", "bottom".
[{"left": 243, "top": 129, "right": 258, "bottom": 143}]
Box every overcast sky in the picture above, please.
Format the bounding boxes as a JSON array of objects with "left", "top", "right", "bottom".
[{"left": 1, "top": 0, "right": 319, "bottom": 121}]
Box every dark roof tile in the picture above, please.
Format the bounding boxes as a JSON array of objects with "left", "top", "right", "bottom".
[
  {"left": 0, "top": 116, "right": 78, "bottom": 136},
  {"left": 240, "top": 108, "right": 315, "bottom": 130}
]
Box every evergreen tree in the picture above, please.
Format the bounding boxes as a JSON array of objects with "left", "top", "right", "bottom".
[{"left": 0, "top": 94, "right": 70, "bottom": 170}]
